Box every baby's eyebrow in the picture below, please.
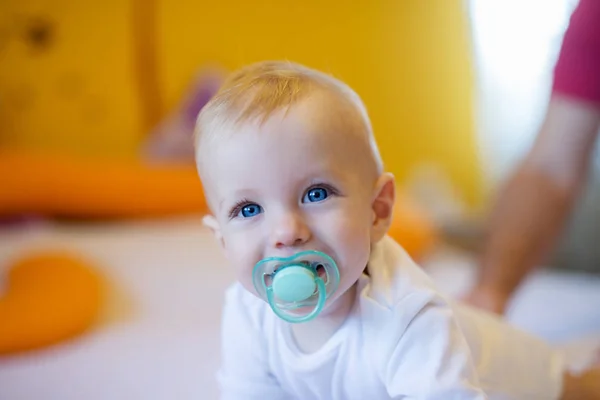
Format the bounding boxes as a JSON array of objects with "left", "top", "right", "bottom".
[{"left": 217, "top": 189, "right": 256, "bottom": 210}]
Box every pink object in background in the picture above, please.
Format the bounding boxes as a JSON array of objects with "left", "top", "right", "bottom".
[{"left": 553, "top": 0, "right": 600, "bottom": 103}]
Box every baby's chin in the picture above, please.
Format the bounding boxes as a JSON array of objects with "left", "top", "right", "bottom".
[
  {"left": 284, "top": 305, "right": 319, "bottom": 316},
  {"left": 252, "top": 295, "right": 338, "bottom": 317},
  {"left": 281, "top": 293, "right": 344, "bottom": 317}
]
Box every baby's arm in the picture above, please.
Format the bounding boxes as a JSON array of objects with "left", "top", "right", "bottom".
[
  {"left": 218, "top": 285, "right": 290, "bottom": 400},
  {"left": 382, "top": 293, "right": 488, "bottom": 399}
]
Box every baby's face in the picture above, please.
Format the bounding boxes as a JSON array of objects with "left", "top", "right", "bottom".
[{"left": 201, "top": 95, "right": 386, "bottom": 311}]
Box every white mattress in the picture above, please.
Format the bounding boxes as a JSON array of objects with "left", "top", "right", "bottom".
[{"left": 0, "top": 217, "right": 599, "bottom": 400}]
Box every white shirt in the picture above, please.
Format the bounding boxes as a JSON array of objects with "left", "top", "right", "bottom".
[{"left": 217, "top": 236, "right": 565, "bottom": 399}]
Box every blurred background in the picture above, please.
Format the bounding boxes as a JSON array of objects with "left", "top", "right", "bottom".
[{"left": 1, "top": 0, "right": 599, "bottom": 399}]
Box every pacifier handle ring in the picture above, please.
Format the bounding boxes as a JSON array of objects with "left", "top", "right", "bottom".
[{"left": 266, "top": 277, "right": 327, "bottom": 324}]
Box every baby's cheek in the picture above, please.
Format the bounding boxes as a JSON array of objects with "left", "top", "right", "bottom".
[
  {"left": 333, "top": 212, "right": 371, "bottom": 266},
  {"left": 223, "top": 235, "right": 257, "bottom": 278},
  {"left": 228, "top": 252, "right": 258, "bottom": 295},
  {"left": 335, "top": 207, "right": 371, "bottom": 243}
]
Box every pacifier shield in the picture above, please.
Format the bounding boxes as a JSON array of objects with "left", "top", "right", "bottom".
[{"left": 252, "top": 251, "right": 340, "bottom": 323}]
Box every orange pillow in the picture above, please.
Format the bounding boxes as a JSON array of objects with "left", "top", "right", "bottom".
[
  {"left": 0, "top": 251, "right": 104, "bottom": 355},
  {"left": 388, "top": 191, "right": 438, "bottom": 260},
  {"left": 0, "top": 151, "right": 207, "bottom": 219}
]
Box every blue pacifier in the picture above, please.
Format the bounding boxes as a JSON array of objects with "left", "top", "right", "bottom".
[{"left": 252, "top": 251, "right": 340, "bottom": 323}]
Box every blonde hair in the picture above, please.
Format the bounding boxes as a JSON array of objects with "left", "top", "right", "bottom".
[{"left": 194, "top": 60, "right": 382, "bottom": 172}]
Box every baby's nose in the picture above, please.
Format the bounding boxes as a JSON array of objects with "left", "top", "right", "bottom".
[{"left": 270, "top": 212, "right": 311, "bottom": 249}]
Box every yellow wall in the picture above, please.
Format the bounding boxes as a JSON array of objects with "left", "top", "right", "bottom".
[
  {"left": 0, "top": 0, "right": 143, "bottom": 159},
  {"left": 0, "top": 0, "right": 482, "bottom": 205},
  {"left": 159, "top": 1, "right": 481, "bottom": 205}
]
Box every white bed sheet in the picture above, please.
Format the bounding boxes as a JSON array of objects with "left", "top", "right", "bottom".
[{"left": 0, "top": 217, "right": 599, "bottom": 400}]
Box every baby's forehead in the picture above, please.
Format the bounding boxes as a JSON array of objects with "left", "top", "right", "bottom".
[
  {"left": 200, "top": 122, "right": 376, "bottom": 206},
  {"left": 201, "top": 97, "right": 369, "bottom": 165},
  {"left": 206, "top": 91, "right": 366, "bottom": 145},
  {"left": 197, "top": 89, "right": 382, "bottom": 201}
]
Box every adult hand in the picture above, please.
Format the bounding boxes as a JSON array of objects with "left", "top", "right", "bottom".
[{"left": 463, "top": 284, "right": 511, "bottom": 315}]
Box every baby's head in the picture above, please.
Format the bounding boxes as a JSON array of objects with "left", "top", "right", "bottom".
[{"left": 195, "top": 61, "right": 395, "bottom": 316}]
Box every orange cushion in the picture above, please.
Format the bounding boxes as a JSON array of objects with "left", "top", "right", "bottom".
[
  {"left": 388, "top": 192, "right": 438, "bottom": 260},
  {"left": 0, "top": 251, "right": 104, "bottom": 355},
  {"left": 0, "top": 151, "right": 207, "bottom": 219}
]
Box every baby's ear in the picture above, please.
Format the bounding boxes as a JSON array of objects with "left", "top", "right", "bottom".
[
  {"left": 371, "top": 173, "right": 396, "bottom": 242},
  {"left": 202, "top": 214, "right": 225, "bottom": 248}
]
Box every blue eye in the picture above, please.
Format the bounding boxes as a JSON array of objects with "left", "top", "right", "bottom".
[
  {"left": 239, "top": 203, "right": 262, "bottom": 218},
  {"left": 304, "top": 187, "right": 329, "bottom": 203}
]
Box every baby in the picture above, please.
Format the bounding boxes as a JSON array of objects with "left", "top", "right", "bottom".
[{"left": 195, "top": 61, "right": 600, "bottom": 399}]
